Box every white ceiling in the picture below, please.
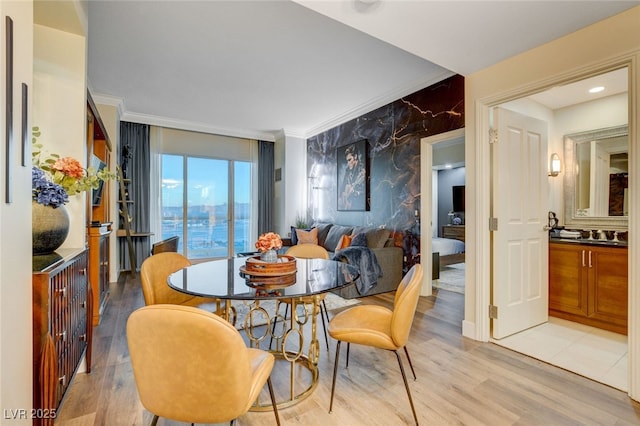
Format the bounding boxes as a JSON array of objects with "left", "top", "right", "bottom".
[{"left": 84, "top": 1, "right": 639, "bottom": 141}]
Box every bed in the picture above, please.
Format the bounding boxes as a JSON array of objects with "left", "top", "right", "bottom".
[{"left": 432, "top": 236, "right": 465, "bottom": 269}]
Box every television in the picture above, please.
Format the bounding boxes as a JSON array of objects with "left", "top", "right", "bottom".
[
  {"left": 452, "top": 185, "right": 465, "bottom": 212},
  {"left": 91, "top": 155, "right": 108, "bottom": 206}
]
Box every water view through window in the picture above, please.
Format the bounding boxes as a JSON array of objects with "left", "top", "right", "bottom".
[{"left": 161, "top": 154, "right": 252, "bottom": 259}]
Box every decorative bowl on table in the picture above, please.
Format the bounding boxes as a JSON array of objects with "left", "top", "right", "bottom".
[{"left": 239, "top": 255, "right": 297, "bottom": 276}]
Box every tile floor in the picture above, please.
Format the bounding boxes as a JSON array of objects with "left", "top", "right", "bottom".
[{"left": 495, "top": 317, "right": 628, "bottom": 391}]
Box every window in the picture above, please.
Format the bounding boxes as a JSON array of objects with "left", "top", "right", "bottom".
[{"left": 161, "top": 154, "right": 252, "bottom": 259}]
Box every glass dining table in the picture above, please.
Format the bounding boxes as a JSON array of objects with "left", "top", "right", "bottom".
[{"left": 167, "top": 256, "right": 360, "bottom": 410}]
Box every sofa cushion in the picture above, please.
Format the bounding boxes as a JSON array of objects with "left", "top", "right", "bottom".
[
  {"left": 323, "top": 225, "right": 354, "bottom": 251},
  {"left": 313, "top": 223, "right": 333, "bottom": 248},
  {"left": 296, "top": 227, "right": 318, "bottom": 244},
  {"left": 350, "top": 232, "right": 368, "bottom": 247},
  {"left": 366, "top": 228, "right": 391, "bottom": 248}
]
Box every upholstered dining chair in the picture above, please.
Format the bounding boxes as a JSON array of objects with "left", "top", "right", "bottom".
[
  {"left": 150, "top": 235, "right": 179, "bottom": 255},
  {"left": 328, "top": 263, "right": 423, "bottom": 425},
  {"left": 140, "top": 252, "right": 223, "bottom": 315},
  {"left": 127, "top": 304, "right": 281, "bottom": 426},
  {"left": 271, "top": 244, "right": 332, "bottom": 350}
]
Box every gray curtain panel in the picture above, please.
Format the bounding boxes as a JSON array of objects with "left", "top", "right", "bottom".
[
  {"left": 118, "top": 121, "right": 150, "bottom": 272},
  {"left": 258, "top": 141, "right": 274, "bottom": 235}
]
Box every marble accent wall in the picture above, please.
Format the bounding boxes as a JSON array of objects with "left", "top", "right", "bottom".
[{"left": 307, "top": 74, "right": 464, "bottom": 235}]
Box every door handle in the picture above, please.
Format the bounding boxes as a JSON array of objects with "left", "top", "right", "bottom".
[
  {"left": 589, "top": 250, "right": 593, "bottom": 268},
  {"left": 582, "top": 250, "right": 586, "bottom": 267}
]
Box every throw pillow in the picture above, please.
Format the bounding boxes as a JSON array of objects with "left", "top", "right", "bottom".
[
  {"left": 335, "top": 234, "right": 353, "bottom": 252},
  {"left": 323, "top": 225, "right": 354, "bottom": 252},
  {"left": 350, "top": 233, "right": 368, "bottom": 247},
  {"left": 296, "top": 227, "right": 318, "bottom": 244},
  {"left": 291, "top": 226, "right": 313, "bottom": 245}
]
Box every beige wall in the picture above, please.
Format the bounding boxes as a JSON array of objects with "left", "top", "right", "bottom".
[
  {"left": 465, "top": 6, "right": 640, "bottom": 399},
  {"left": 33, "top": 23, "right": 87, "bottom": 248}
]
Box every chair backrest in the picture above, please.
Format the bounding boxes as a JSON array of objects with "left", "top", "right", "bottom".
[
  {"left": 127, "top": 304, "right": 254, "bottom": 424},
  {"left": 151, "top": 236, "right": 179, "bottom": 255},
  {"left": 390, "top": 264, "right": 424, "bottom": 347},
  {"left": 140, "top": 252, "right": 193, "bottom": 305},
  {"left": 285, "top": 243, "right": 330, "bottom": 259}
]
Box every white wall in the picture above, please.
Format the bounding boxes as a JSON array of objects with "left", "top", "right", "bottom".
[
  {"left": 0, "top": 1, "right": 33, "bottom": 420},
  {"left": 276, "top": 133, "right": 306, "bottom": 237}
]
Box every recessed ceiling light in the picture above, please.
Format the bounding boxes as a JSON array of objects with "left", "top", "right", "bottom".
[{"left": 589, "top": 86, "right": 605, "bottom": 94}]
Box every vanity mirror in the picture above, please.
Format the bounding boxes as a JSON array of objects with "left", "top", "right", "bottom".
[{"left": 564, "top": 124, "right": 628, "bottom": 229}]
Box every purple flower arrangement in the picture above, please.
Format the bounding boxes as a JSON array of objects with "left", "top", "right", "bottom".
[{"left": 32, "top": 167, "right": 68, "bottom": 208}]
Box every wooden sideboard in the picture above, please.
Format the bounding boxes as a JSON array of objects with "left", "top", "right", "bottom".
[
  {"left": 549, "top": 241, "right": 627, "bottom": 335},
  {"left": 442, "top": 225, "right": 465, "bottom": 242},
  {"left": 33, "top": 248, "right": 92, "bottom": 425}
]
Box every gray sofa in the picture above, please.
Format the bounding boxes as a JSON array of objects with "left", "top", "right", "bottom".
[{"left": 300, "top": 223, "right": 404, "bottom": 299}]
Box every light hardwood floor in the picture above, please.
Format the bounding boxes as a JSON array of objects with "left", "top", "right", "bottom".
[{"left": 55, "top": 274, "right": 640, "bottom": 425}]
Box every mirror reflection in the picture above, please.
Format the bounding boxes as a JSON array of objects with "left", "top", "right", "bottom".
[
  {"left": 574, "top": 130, "right": 628, "bottom": 216},
  {"left": 564, "top": 124, "right": 628, "bottom": 228}
]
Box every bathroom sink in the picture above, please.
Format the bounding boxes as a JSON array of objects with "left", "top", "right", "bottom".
[{"left": 549, "top": 237, "right": 628, "bottom": 247}]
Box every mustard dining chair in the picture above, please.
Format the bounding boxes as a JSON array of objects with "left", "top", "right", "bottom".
[
  {"left": 328, "top": 263, "right": 423, "bottom": 425},
  {"left": 127, "top": 304, "right": 281, "bottom": 426},
  {"left": 271, "top": 244, "right": 332, "bottom": 350},
  {"left": 140, "top": 252, "right": 222, "bottom": 315}
]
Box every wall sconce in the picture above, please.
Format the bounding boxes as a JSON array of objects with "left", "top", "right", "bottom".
[{"left": 549, "top": 153, "right": 561, "bottom": 177}]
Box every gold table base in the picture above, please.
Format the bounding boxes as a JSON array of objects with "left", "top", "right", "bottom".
[{"left": 222, "top": 296, "right": 322, "bottom": 410}]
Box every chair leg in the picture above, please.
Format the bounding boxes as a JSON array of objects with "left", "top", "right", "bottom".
[
  {"left": 404, "top": 345, "right": 417, "bottom": 380},
  {"left": 150, "top": 415, "right": 159, "bottom": 426},
  {"left": 266, "top": 376, "right": 281, "bottom": 426},
  {"left": 319, "top": 303, "right": 329, "bottom": 351},
  {"left": 393, "top": 350, "right": 419, "bottom": 425},
  {"left": 329, "top": 340, "right": 342, "bottom": 413},
  {"left": 345, "top": 342, "right": 350, "bottom": 368}
]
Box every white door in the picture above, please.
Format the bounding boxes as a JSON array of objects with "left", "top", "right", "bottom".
[{"left": 492, "top": 107, "right": 549, "bottom": 339}]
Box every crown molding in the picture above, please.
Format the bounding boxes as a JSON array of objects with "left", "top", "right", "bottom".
[
  {"left": 120, "top": 111, "right": 277, "bottom": 142},
  {"left": 89, "top": 70, "right": 455, "bottom": 143},
  {"left": 90, "top": 93, "right": 125, "bottom": 118},
  {"left": 303, "top": 70, "right": 455, "bottom": 138}
]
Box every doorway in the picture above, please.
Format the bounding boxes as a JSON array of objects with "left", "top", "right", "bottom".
[
  {"left": 420, "top": 128, "right": 466, "bottom": 297},
  {"left": 489, "top": 68, "right": 629, "bottom": 391}
]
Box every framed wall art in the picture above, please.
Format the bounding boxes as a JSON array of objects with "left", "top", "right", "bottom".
[{"left": 336, "top": 139, "right": 370, "bottom": 211}]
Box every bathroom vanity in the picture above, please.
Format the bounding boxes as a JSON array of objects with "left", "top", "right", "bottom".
[{"left": 549, "top": 238, "right": 628, "bottom": 335}]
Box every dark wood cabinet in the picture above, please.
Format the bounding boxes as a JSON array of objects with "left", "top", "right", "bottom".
[
  {"left": 33, "top": 248, "right": 91, "bottom": 425},
  {"left": 549, "top": 242, "right": 627, "bottom": 335}
]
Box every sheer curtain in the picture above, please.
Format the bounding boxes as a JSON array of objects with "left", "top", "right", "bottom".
[
  {"left": 119, "top": 121, "right": 151, "bottom": 272},
  {"left": 258, "top": 141, "right": 274, "bottom": 234}
]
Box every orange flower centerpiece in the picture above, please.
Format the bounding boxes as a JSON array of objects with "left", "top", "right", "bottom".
[
  {"left": 255, "top": 232, "right": 283, "bottom": 262},
  {"left": 242, "top": 231, "right": 296, "bottom": 277}
]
